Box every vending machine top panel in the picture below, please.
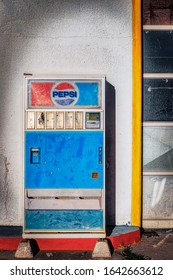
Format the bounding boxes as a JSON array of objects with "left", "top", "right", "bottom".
[{"left": 25, "top": 76, "right": 105, "bottom": 109}]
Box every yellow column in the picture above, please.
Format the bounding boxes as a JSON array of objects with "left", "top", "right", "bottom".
[{"left": 132, "top": 0, "right": 142, "bottom": 226}]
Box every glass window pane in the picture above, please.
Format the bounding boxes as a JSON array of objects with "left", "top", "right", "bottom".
[
  {"left": 143, "top": 175, "right": 173, "bottom": 220},
  {"left": 143, "top": 127, "right": 173, "bottom": 171},
  {"left": 143, "top": 79, "right": 173, "bottom": 121},
  {"left": 143, "top": 31, "right": 173, "bottom": 73}
]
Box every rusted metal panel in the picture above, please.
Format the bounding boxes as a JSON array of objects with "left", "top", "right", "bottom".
[
  {"left": 143, "top": 11, "right": 151, "bottom": 25},
  {"left": 143, "top": 0, "right": 151, "bottom": 25},
  {"left": 151, "top": 9, "right": 171, "bottom": 25},
  {"left": 150, "top": 0, "right": 172, "bottom": 9},
  {"left": 143, "top": 0, "right": 173, "bottom": 25}
]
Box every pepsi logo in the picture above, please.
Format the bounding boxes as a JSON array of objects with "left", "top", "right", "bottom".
[{"left": 51, "top": 82, "right": 79, "bottom": 106}]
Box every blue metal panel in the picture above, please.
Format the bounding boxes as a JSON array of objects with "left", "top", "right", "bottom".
[
  {"left": 75, "top": 83, "right": 99, "bottom": 106},
  {"left": 25, "top": 131, "right": 104, "bottom": 189},
  {"left": 25, "top": 210, "right": 103, "bottom": 230}
]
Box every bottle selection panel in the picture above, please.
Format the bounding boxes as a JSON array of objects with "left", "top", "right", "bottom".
[{"left": 25, "top": 111, "right": 103, "bottom": 130}]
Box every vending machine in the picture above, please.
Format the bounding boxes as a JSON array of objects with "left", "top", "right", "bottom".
[{"left": 23, "top": 75, "right": 105, "bottom": 238}]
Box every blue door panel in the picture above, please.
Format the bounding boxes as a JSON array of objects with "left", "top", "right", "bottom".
[
  {"left": 25, "top": 210, "right": 103, "bottom": 231},
  {"left": 25, "top": 131, "right": 104, "bottom": 189}
]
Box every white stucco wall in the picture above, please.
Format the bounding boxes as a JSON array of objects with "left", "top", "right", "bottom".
[{"left": 0, "top": 0, "right": 132, "bottom": 226}]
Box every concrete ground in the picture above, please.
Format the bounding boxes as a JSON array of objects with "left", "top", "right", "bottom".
[{"left": 0, "top": 229, "right": 172, "bottom": 260}]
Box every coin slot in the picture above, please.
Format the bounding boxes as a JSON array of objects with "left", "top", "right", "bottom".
[{"left": 30, "top": 148, "right": 40, "bottom": 164}]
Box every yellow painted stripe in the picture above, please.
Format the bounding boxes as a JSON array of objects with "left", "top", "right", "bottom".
[{"left": 132, "top": 0, "right": 142, "bottom": 226}]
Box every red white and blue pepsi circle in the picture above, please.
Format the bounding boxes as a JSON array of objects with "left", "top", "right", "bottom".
[{"left": 51, "top": 82, "right": 79, "bottom": 106}]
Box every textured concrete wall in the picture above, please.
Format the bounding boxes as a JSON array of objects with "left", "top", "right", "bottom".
[{"left": 0, "top": 0, "right": 132, "bottom": 226}]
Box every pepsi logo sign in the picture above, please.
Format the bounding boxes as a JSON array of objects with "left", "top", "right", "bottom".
[{"left": 51, "top": 82, "right": 79, "bottom": 106}]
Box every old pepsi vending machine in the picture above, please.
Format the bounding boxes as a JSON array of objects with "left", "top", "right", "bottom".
[{"left": 23, "top": 75, "right": 105, "bottom": 238}]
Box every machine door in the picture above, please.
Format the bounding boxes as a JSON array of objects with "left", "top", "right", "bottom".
[{"left": 25, "top": 131, "right": 104, "bottom": 189}]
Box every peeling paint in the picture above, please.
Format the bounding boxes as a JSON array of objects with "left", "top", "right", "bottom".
[
  {"left": 4, "top": 156, "right": 10, "bottom": 218},
  {"left": 0, "top": 154, "right": 10, "bottom": 219},
  {"left": 0, "top": 152, "right": 21, "bottom": 225}
]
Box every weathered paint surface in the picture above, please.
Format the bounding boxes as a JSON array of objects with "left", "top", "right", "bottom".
[
  {"left": 29, "top": 81, "right": 99, "bottom": 107},
  {"left": 25, "top": 210, "right": 103, "bottom": 231},
  {"left": 0, "top": 227, "right": 141, "bottom": 250},
  {"left": 0, "top": 0, "right": 132, "bottom": 226},
  {"left": 0, "top": 154, "right": 20, "bottom": 225},
  {"left": 25, "top": 131, "right": 103, "bottom": 189}
]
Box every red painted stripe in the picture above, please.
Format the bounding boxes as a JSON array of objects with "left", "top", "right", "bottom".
[
  {"left": 36, "top": 238, "right": 99, "bottom": 251},
  {"left": 108, "top": 230, "right": 141, "bottom": 249},
  {"left": 0, "top": 230, "right": 140, "bottom": 251},
  {"left": 0, "top": 238, "right": 22, "bottom": 250}
]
